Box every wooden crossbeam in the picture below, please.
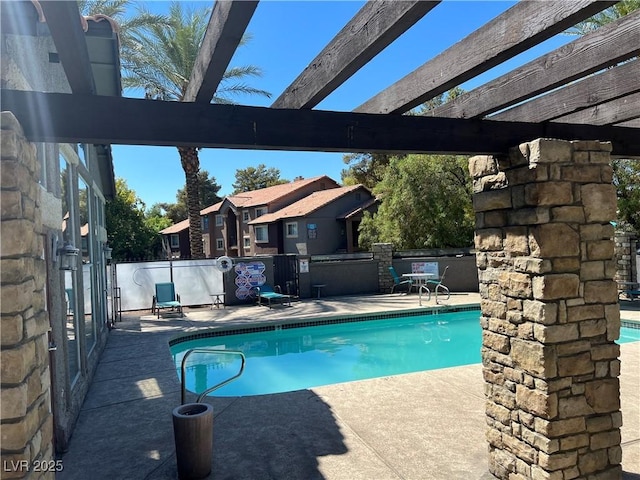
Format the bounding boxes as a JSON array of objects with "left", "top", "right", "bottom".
[
  {"left": 271, "top": 0, "right": 439, "bottom": 109},
  {"left": 431, "top": 10, "right": 640, "bottom": 119},
  {"left": 3, "top": 89, "right": 639, "bottom": 157},
  {"left": 183, "top": 1, "right": 258, "bottom": 103},
  {"left": 616, "top": 118, "right": 640, "bottom": 128},
  {"left": 552, "top": 91, "right": 640, "bottom": 126},
  {"left": 39, "top": 1, "right": 96, "bottom": 95},
  {"left": 490, "top": 60, "right": 640, "bottom": 123},
  {"left": 354, "top": 0, "right": 617, "bottom": 114}
]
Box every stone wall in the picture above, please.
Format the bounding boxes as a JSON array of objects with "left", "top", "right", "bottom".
[
  {"left": 1, "top": 112, "right": 54, "bottom": 479},
  {"left": 470, "top": 139, "right": 622, "bottom": 479},
  {"left": 372, "top": 243, "right": 393, "bottom": 293},
  {"left": 614, "top": 232, "right": 637, "bottom": 286}
]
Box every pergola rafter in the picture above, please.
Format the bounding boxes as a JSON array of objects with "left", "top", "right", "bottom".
[
  {"left": 353, "top": 0, "right": 617, "bottom": 114},
  {"left": 430, "top": 10, "right": 640, "bottom": 120},
  {"left": 1, "top": 0, "right": 638, "bottom": 158}
]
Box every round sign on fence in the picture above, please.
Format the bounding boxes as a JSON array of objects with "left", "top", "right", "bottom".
[{"left": 216, "top": 256, "right": 233, "bottom": 273}]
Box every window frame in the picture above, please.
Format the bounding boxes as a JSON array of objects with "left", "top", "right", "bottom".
[
  {"left": 285, "top": 221, "right": 298, "bottom": 238},
  {"left": 170, "top": 234, "right": 180, "bottom": 248},
  {"left": 254, "top": 225, "right": 268, "bottom": 243}
]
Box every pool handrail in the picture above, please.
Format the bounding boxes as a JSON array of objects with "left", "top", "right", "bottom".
[{"left": 179, "top": 348, "right": 246, "bottom": 405}]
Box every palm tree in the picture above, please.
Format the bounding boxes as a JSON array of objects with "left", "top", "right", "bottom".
[
  {"left": 122, "top": 2, "right": 271, "bottom": 258},
  {"left": 78, "top": 0, "right": 166, "bottom": 58}
]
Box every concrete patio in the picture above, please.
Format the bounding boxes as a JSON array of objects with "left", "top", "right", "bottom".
[{"left": 56, "top": 293, "right": 639, "bottom": 480}]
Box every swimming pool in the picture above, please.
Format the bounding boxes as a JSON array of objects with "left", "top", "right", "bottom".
[{"left": 170, "top": 310, "right": 640, "bottom": 397}]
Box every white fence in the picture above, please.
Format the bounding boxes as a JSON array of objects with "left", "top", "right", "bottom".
[{"left": 114, "top": 259, "right": 223, "bottom": 311}]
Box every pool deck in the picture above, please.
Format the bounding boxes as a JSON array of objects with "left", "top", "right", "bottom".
[{"left": 57, "top": 293, "right": 640, "bottom": 480}]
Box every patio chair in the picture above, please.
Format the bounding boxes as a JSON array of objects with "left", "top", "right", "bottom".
[
  {"left": 255, "top": 284, "right": 291, "bottom": 309},
  {"left": 388, "top": 266, "right": 412, "bottom": 294},
  {"left": 425, "top": 265, "right": 450, "bottom": 302},
  {"left": 152, "top": 282, "right": 183, "bottom": 318}
]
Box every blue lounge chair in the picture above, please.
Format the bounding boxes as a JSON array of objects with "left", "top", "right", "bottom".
[
  {"left": 255, "top": 284, "right": 291, "bottom": 308},
  {"left": 388, "top": 266, "right": 413, "bottom": 294},
  {"left": 152, "top": 282, "right": 183, "bottom": 318}
]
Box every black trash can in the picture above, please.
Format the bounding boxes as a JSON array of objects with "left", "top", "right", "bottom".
[{"left": 172, "top": 403, "right": 214, "bottom": 479}]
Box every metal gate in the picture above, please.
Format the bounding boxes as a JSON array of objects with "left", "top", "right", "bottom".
[{"left": 273, "top": 255, "right": 298, "bottom": 296}]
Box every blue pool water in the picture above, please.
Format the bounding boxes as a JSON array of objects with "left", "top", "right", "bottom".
[{"left": 170, "top": 311, "right": 640, "bottom": 397}]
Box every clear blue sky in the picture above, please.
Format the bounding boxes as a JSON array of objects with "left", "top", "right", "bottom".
[{"left": 112, "top": 0, "right": 573, "bottom": 209}]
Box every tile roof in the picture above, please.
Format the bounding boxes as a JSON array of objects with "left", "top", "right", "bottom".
[
  {"left": 249, "top": 185, "right": 368, "bottom": 224},
  {"left": 160, "top": 218, "right": 189, "bottom": 234},
  {"left": 200, "top": 200, "right": 223, "bottom": 216},
  {"left": 200, "top": 175, "right": 338, "bottom": 214}
]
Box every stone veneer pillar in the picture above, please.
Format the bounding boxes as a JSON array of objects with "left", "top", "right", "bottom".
[
  {"left": 372, "top": 243, "right": 394, "bottom": 293},
  {"left": 1, "top": 112, "right": 54, "bottom": 479},
  {"left": 614, "top": 232, "right": 637, "bottom": 287},
  {"left": 469, "top": 139, "right": 622, "bottom": 480}
]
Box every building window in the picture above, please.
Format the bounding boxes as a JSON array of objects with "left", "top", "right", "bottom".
[
  {"left": 216, "top": 238, "right": 224, "bottom": 250},
  {"left": 255, "top": 207, "right": 267, "bottom": 218},
  {"left": 243, "top": 211, "right": 250, "bottom": 223},
  {"left": 243, "top": 236, "right": 251, "bottom": 249},
  {"left": 215, "top": 215, "right": 223, "bottom": 226},
  {"left": 77, "top": 143, "right": 87, "bottom": 166},
  {"left": 170, "top": 234, "right": 179, "bottom": 248},
  {"left": 286, "top": 222, "right": 298, "bottom": 238},
  {"left": 255, "top": 225, "right": 268, "bottom": 243},
  {"left": 202, "top": 216, "right": 209, "bottom": 230}
]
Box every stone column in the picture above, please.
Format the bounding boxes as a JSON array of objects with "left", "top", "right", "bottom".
[
  {"left": 470, "top": 139, "right": 622, "bottom": 480},
  {"left": 1, "top": 112, "right": 54, "bottom": 478},
  {"left": 614, "top": 232, "right": 637, "bottom": 287},
  {"left": 372, "top": 243, "right": 393, "bottom": 293}
]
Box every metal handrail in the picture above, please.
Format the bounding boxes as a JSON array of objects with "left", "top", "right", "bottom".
[{"left": 179, "top": 348, "right": 246, "bottom": 405}]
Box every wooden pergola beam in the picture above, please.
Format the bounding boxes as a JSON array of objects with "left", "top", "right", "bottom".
[
  {"left": 490, "top": 60, "right": 640, "bottom": 123},
  {"left": 271, "top": 0, "right": 440, "bottom": 109},
  {"left": 552, "top": 91, "right": 640, "bottom": 126},
  {"left": 431, "top": 10, "right": 640, "bottom": 119},
  {"left": 616, "top": 118, "right": 640, "bottom": 128},
  {"left": 39, "top": 1, "right": 96, "bottom": 95},
  {"left": 183, "top": 1, "right": 259, "bottom": 103},
  {"left": 3, "top": 89, "right": 639, "bottom": 157},
  {"left": 354, "top": 0, "right": 616, "bottom": 114}
]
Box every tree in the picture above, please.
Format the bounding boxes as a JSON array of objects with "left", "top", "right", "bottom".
[
  {"left": 176, "top": 170, "right": 222, "bottom": 209},
  {"left": 105, "top": 178, "right": 167, "bottom": 260},
  {"left": 341, "top": 88, "right": 464, "bottom": 189},
  {"left": 358, "top": 154, "right": 475, "bottom": 250},
  {"left": 341, "top": 153, "right": 399, "bottom": 189},
  {"left": 612, "top": 159, "right": 640, "bottom": 233},
  {"left": 232, "top": 164, "right": 288, "bottom": 193},
  {"left": 563, "top": 0, "right": 640, "bottom": 234},
  {"left": 156, "top": 170, "right": 222, "bottom": 223},
  {"left": 565, "top": 0, "right": 640, "bottom": 35},
  {"left": 416, "top": 86, "right": 464, "bottom": 115},
  {"left": 122, "top": 2, "right": 270, "bottom": 258}
]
